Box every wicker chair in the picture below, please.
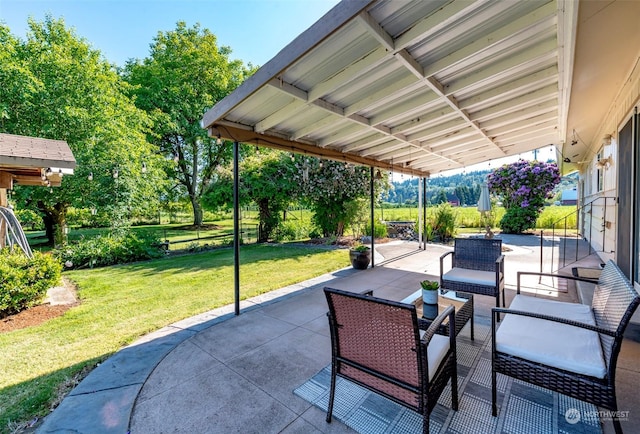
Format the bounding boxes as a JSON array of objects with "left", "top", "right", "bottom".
[
  {"left": 491, "top": 260, "right": 640, "bottom": 433},
  {"left": 440, "top": 238, "right": 505, "bottom": 314},
  {"left": 324, "top": 287, "right": 458, "bottom": 434}
]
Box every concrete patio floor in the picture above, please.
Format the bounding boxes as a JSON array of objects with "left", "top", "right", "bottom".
[{"left": 36, "top": 235, "right": 640, "bottom": 434}]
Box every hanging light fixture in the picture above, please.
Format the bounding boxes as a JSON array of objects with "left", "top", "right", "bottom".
[
  {"left": 375, "top": 169, "right": 382, "bottom": 180},
  {"left": 216, "top": 134, "right": 222, "bottom": 145}
]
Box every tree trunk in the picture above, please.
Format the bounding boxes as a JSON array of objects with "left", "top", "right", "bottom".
[
  {"left": 43, "top": 213, "right": 55, "bottom": 246},
  {"left": 38, "top": 202, "right": 68, "bottom": 247},
  {"left": 257, "top": 200, "right": 271, "bottom": 243},
  {"left": 51, "top": 203, "right": 67, "bottom": 247},
  {"left": 191, "top": 195, "right": 203, "bottom": 226}
]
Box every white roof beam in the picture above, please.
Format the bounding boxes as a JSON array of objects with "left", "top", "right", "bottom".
[
  {"left": 359, "top": 140, "right": 408, "bottom": 157},
  {"left": 406, "top": 119, "right": 470, "bottom": 143},
  {"left": 255, "top": 99, "right": 305, "bottom": 133},
  {"left": 422, "top": 2, "right": 557, "bottom": 77},
  {"left": 496, "top": 126, "right": 559, "bottom": 146},
  {"left": 340, "top": 134, "right": 390, "bottom": 152},
  {"left": 368, "top": 91, "right": 441, "bottom": 126},
  {"left": 422, "top": 129, "right": 483, "bottom": 150},
  {"left": 356, "top": 11, "right": 394, "bottom": 51},
  {"left": 319, "top": 124, "right": 372, "bottom": 147},
  {"left": 394, "top": 48, "right": 505, "bottom": 156},
  {"left": 291, "top": 114, "right": 340, "bottom": 141},
  {"left": 485, "top": 114, "right": 557, "bottom": 137},
  {"left": 481, "top": 100, "right": 558, "bottom": 130},
  {"left": 394, "top": 0, "right": 488, "bottom": 49},
  {"left": 470, "top": 84, "right": 558, "bottom": 122},
  {"left": 391, "top": 110, "right": 459, "bottom": 136},
  {"left": 344, "top": 74, "right": 419, "bottom": 116},
  {"left": 307, "top": 46, "right": 388, "bottom": 102},
  {"left": 457, "top": 65, "right": 558, "bottom": 111},
  {"left": 445, "top": 38, "right": 558, "bottom": 95}
]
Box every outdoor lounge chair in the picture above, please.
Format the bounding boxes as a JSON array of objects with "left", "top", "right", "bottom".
[
  {"left": 491, "top": 260, "right": 640, "bottom": 433},
  {"left": 440, "top": 238, "right": 505, "bottom": 315},
  {"left": 323, "top": 287, "right": 458, "bottom": 434}
]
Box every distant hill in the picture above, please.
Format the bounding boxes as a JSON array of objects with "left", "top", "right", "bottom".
[{"left": 384, "top": 169, "right": 577, "bottom": 206}]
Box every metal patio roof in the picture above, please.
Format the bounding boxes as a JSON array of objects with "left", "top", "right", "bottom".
[{"left": 202, "top": 0, "right": 638, "bottom": 177}]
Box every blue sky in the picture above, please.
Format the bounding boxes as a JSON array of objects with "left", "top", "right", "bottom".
[
  {"left": 0, "top": 0, "right": 554, "bottom": 176},
  {"left": 0, "top": 0, "right": 340, "bottom": 67}
]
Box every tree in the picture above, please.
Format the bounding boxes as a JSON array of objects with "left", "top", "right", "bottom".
[
  {"left": 1, "top": 17, "right": 164, "bottom": 245},
  {"left": 202, "top": 149, "right": 296, "bottom": 242},
  {"left": 294, "top": 159, "right": 388, "bottom": 237},
  {"left": 487, "top": 159, "right": 561, "bottom": 233},
  {"left": 124, "top": 22, "right": 255, "bottom": 226},
  {"left": 435, "top": 189, "right": 448, "bottom": 204}
]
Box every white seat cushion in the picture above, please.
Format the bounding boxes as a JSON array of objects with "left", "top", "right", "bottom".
[
  {"left": 419, "top": 331, "right": 450, "bottom": 380},
  {"left": 496, "top": 294, "right": 606, "bottom": 378},
  {"left": 443, "top": 267, "right": 500, "bottom": 286}
]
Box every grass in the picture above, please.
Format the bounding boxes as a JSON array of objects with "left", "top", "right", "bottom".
[
  {"left": 0, "top": 244, "right": 349, "bottom": 432},
  {"left": 378, "top": 205, "right": 578, "bottom": 230}
]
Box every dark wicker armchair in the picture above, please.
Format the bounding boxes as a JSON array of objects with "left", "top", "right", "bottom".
[
  {"left": 491, "top": 260, "right": 640, "bottom": 433},
  {"left": 440, "top": 238, "right": 505, "bottom": 313},
  {"left": 324, "top": 287, "right": 458, "bottom": 434}
]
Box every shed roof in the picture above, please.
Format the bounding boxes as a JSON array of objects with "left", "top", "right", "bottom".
[
  {"left": 202, "top": 0, "right": 640, "bottom": 177},
  {"left": 0, "top": 133, "right": 76, "bottom": 188}
]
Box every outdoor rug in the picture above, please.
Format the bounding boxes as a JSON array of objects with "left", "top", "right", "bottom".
[{"left": 294, "top": 320, "right": 603, "bottom": 434}]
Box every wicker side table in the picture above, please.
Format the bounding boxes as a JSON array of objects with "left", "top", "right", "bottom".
[{"left": 401, "top": 290, "right": 474, "bottom": 340}]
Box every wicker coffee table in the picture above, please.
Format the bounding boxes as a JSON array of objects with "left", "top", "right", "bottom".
[{"left": 401, "top": 290, "right": 474, "bottom": 339}]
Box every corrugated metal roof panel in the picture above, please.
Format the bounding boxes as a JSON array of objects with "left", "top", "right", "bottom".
[{"left": 204, "top": 0, "right": 630, "bottom": 176}]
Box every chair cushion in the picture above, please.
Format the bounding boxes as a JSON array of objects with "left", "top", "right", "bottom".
[
  {"left": 443, "top": 267, "right": 500, "bottom": 286},
  {"left": 418, "top": 331, "right": 450, "bottom": 380},
  {"left": 496, "top": 294, "right": 606, "bottom": 378}
]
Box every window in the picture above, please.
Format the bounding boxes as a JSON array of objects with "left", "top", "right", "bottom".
[{"left": 596, "top": 151, "right": 604, "bottom": 192}]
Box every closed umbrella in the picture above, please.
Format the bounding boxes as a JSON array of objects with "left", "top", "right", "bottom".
[
  {"left": 477, "top": 183, "right": 493, "bottom": 238},
  {"left": 477, "top": 183, "right": 491, "bottom": 213}
]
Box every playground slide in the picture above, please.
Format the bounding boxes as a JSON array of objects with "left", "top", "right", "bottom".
[{"left": 0, "top": 206, "right": 33, "bottom": 258}]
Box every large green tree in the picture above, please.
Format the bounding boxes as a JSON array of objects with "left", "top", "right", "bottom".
[
  {"left": 202, "top": 149, "right": 296, "bottom": 242},
  {"left": 0, "top": 17, "right": 164, "bottom": 245},
  {"left": 124, "top": 22, "right": 254, "bottom": 226}
]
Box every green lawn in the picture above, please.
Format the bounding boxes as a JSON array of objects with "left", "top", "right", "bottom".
[
  {"left": 0, "top": 244, "right": 349, "bottom": 431},
  {"left": 378, "top": 205, "right": 577, "bottom": 230}
]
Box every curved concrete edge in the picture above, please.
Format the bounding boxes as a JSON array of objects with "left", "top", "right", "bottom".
[{"left": 36, "top": 266, "right": 358, "bottom": 434}]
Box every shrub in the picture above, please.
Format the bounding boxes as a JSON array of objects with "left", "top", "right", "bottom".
[
  {"left": 430, "top": 203, "right": 458, "bottom": 241},
  {"left": 0, "top": 250, "right": 62, "bottom": 317},
  {"left": 14, "top": 209, "right": 44, "bottom": 231},
  {"left": 273, "top": 221, "right": 298, "bottom": 242},
  {"left": 308, "top": 228, "right": 322, "bottom": 239},
  {"left": 488, "top": 160, "right": 561, "bottom": 233},
  {"left": 365, "top": 221, "right": 388, "bottom": 238},
  {"left": 55, "top": 229, "right": 163, "bottom": 269}
]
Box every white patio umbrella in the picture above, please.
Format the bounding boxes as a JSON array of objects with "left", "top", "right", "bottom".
[
  {"left": 477, "top": 183, "right": 492, "bottom": 238},
  {"left": 477, "top": 183, "right": 491, "bottom": 213}
]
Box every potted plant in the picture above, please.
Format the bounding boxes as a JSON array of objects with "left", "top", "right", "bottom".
[
  {"left": 420, "top": 280, "right": 440, "bottom": 305},
  {"left": 349, "top": 244, "right": 371, "bottom": 270}
]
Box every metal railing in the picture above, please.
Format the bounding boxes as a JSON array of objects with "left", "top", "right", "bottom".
[{"left": 542, "top": 196, "right": 616, "bottom": 273}]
